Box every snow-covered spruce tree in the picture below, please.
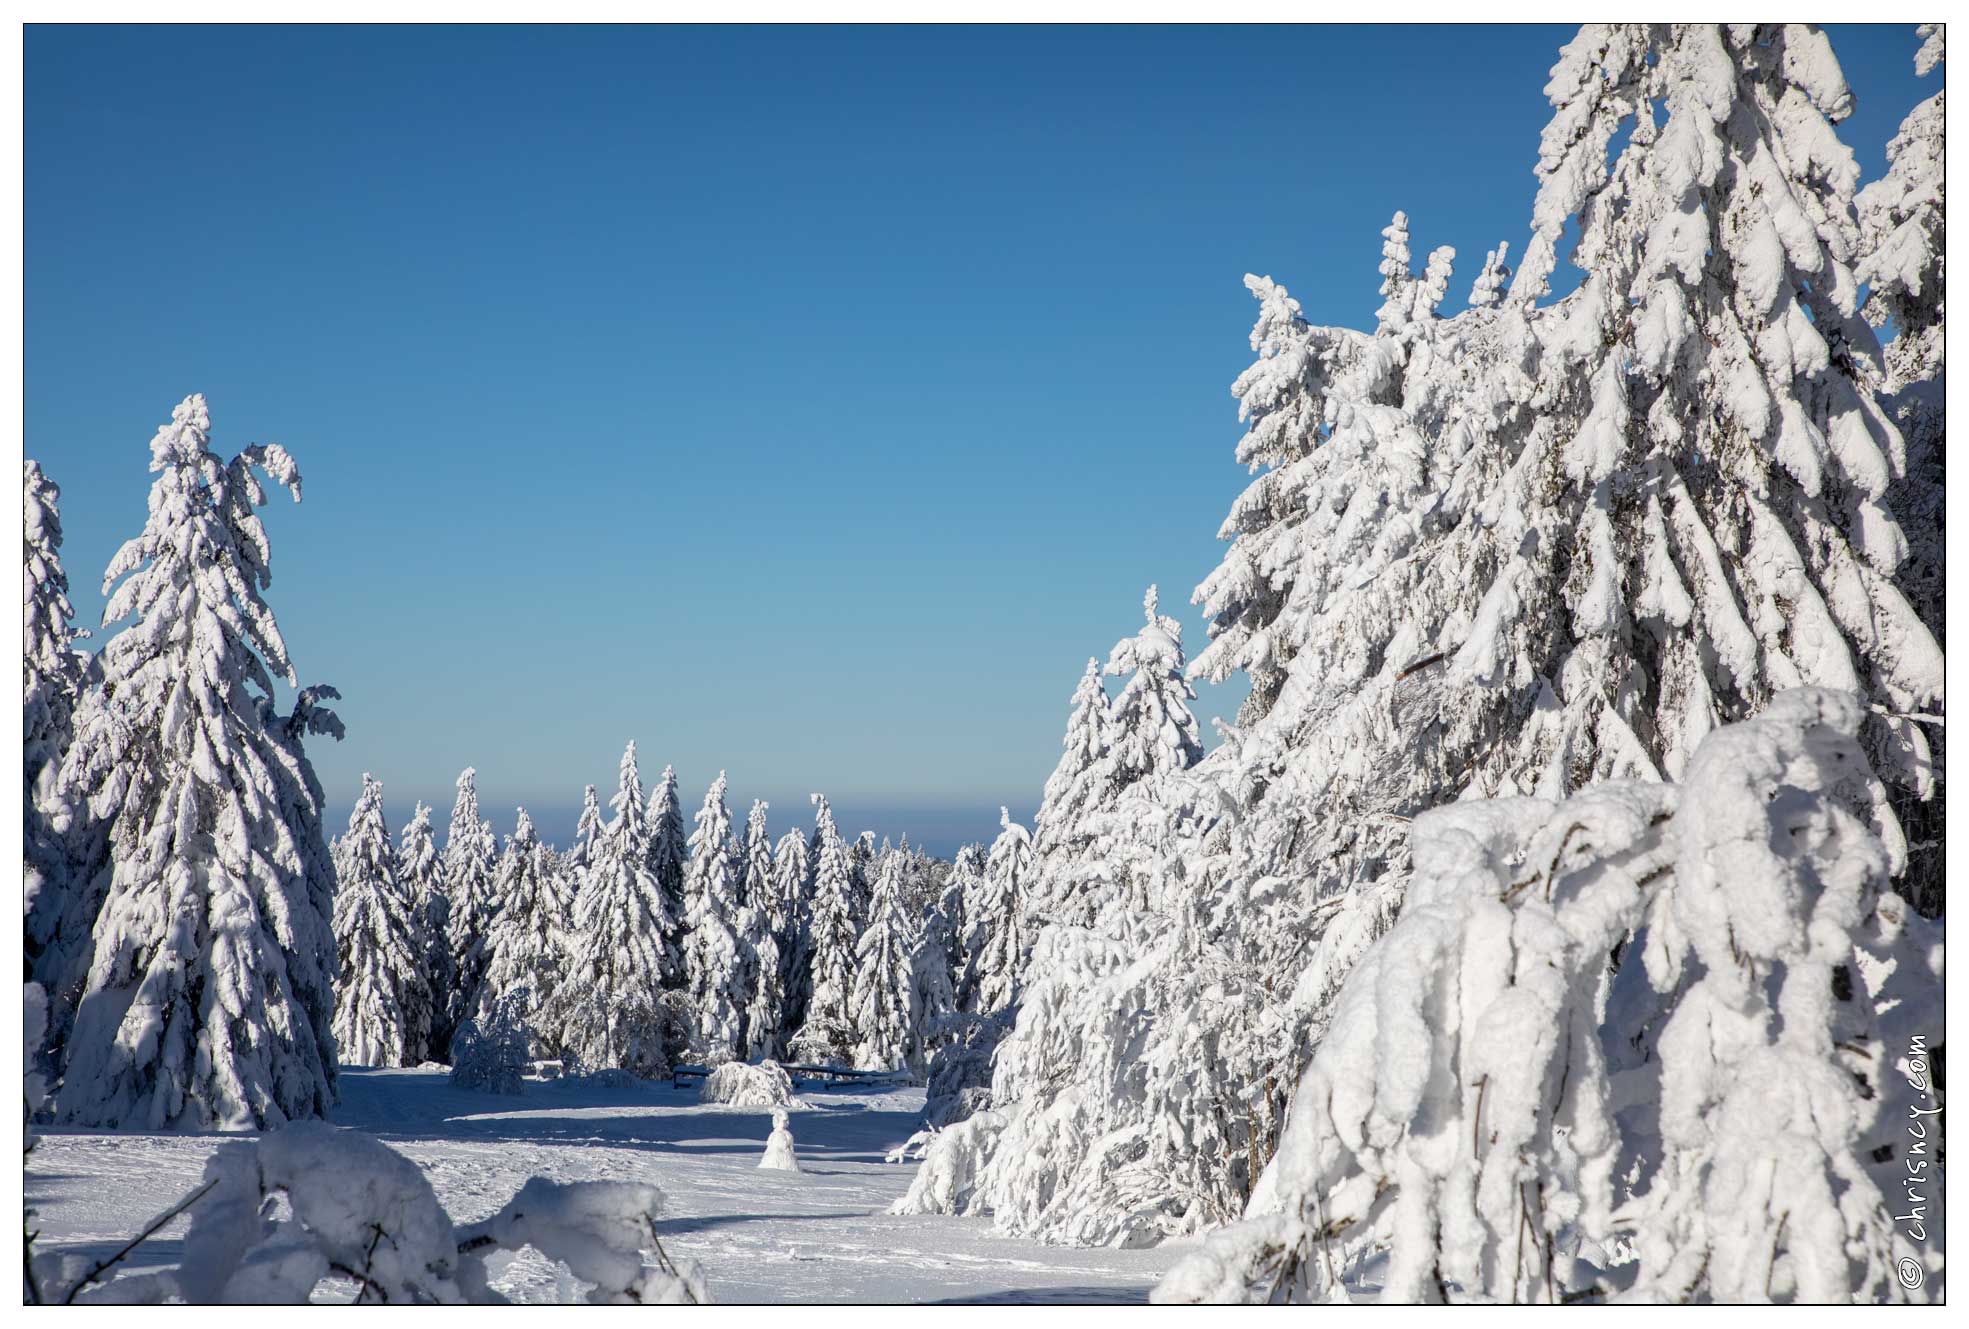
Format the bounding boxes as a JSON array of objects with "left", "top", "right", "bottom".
[
  {"left": 570, "top": 782, "right": 604, "bottom": 877},
  {"left": 53, "top": 393, "right": 343, "bottom": 1129},
  {"left": 331, "top": 775, "right": 430, "bottom": 1068},
  {"left": 23, "top": 459, "right": 91, "bottom": 1005},
  {"left": 474, "top": 809, "right": 573, "bottom": 1060},
  {"left": 911, "top": 864, "right": 962, "bottom": 1050},
  {"left": 1024, "top": 657, "right": 1112, "bottom": 929},
  {"left": 450, "top": 987, "right": 533, "bottom": 1096},
  {"left": 1486, "top": 21, "right": 1942, "bottom": 840},
  {"left": 739, "top": 799, "right": 784, "bottom": 1061},
  {"left": 933, "top": 903, "right": 1246, "bottom": 1243},
  {"left": 1856, "top": 23, "right": 1946, "bottom": 915},
  {"left": 916, "top": 841, "right": 1000, "bottom": 1125},
  {"left": 1857, "top": 24, "right": 1944, "bottom": 399},
  {"left": 438, "top": 767, "right": 500, "bottom": 1055},
  {"left": 946, "top": 843, "right": 988, "bottom": 1013},
  {"left": 739, "top": 799, "right": 773, "bottom": 909},
  {"left": 770, "top": 823, "right": 813, "bottom": 1041},
  {"left": 546, "top": 741, "right": 676, "bottom": 1079},
  {"left": 681, "top": 772, "right": 747, "bottom": 1064},
  {"left": 1155, "top": 690, "right": 1941, "bottom": 1304},
  {"left": 397, "top": 801, "right": 450, "bottom": 1062},
  {"left": 847, "top": 830, "right": 877, "bottom": 933},
  {"left": 1068, "top": 582, "right": 1204, "bottom": 923},
  {"left": 848, "top": 848, "right": 924, "bottom": 1075},
  {"left": 1108, "top": 587, "right": 1204, "bottom": 785},
  {"left": 957, "top": 810, "right": 1032, "bottom": 1016},
  {"left": 646, "top": 763, "right": 689, "bottom": 984},
  {"left": 788, "top": 793, "right": 858, "bottom": 1065},
  {"left": 937, "top": 22, "right": 1946, "bottom": 1253}
]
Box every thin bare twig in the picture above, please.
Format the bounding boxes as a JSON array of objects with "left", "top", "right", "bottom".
[
  {"left": 1396, "top": 651, "right": 1449, "bottom": 682},
  {"left": 62, "top": 1176, "right": 221, "bottom": 1304}
]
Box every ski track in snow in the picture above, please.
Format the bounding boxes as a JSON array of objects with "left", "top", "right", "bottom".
[{"left": 27, "top": 1068, "right": 1182, "bottom": 1304}]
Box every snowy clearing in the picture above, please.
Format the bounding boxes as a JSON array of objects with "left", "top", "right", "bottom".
[{"left": 27, "top": 1068, "right": 1181, "bottom": 1304}]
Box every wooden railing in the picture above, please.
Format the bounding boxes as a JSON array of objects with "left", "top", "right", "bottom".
[{"left": 671, "top": 1062, "right": 915, "bottom": 1089}]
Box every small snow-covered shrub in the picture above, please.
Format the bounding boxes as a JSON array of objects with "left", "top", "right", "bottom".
[
  {"left": 33, "top": 1121, "right": 708, "bottom": 1304},
  {"left": 698, "top": 1059, "right": 794, "bottom": 1107},
  {"left": 1155, "top": 690, "right": 1941, "bottom": 1304},
  {"left": 449, "top": 990, "right": 531, "bottom": 1095}
]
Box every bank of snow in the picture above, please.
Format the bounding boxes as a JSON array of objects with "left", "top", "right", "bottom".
[{"left": 27, "top": 1068, "right": 1180, "bottom": 1304}]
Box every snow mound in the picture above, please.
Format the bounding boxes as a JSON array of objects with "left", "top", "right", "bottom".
[{"left": 37, "top": 1120, "right": 710, "bottom": 1305}]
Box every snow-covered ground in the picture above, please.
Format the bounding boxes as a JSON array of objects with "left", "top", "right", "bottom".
[{"left": 27, "top": 1068, "right": 1182, "bottom": 1304}]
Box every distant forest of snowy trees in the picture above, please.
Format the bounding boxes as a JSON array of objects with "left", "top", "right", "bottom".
[
  {"left": 23, "top": 403, "right": 1039, "bottom": 1108},
  {"left": 20, "top": 20, "right": 1946, "bottom": 1306}
]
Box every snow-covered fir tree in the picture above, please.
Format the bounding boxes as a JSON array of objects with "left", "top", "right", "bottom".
[
  {"left": 547, "top": 741, "right": 676, "bottom": 1078},
  {"left": 1024, "top": 657, "right": 1111, "bottom": 928},
  {"left": 770, "top": 823, "right": 813, "bottom": 1042},
  {"left": 646, "top": 763, "right": 689, "bottom": 984},
  {"left": 945, "top": 843, "right": 988, "bottom": 1013},
  {"left": 21, "top": 461, "right": 86, "bottom": 794},
  {"left": 1856, "top": 23, "right": 1946, "bottom": 914},
  {"left": 906, "top": 593, "right": 1207, "bottom": 1242},
  {"left": 846, "top": 830, "right": 877, "bottom": 935},
  {"left": 53, "top": 393, "right": 342, "bottom": 1129},
  {"left": 1156, "top": 690, "right": 1941, "bottom": 1303},
  {"left": 1857, "top": 24, "right": 1944, "bottom": 397},
  {"left": 396, "top": 799, "right": 450, "bottom": 1063},
  {"left": 739, "top": 799, "right": 784, "bottom": 1061},
  {"left": 958, "top": 810, "right": 1032, "bottom": 1016},
  {"left": 1043, "top": 584, "right": 1204, "bottom": 928},
  {"left": 23, "top": 459, "right": 91, "bottom": 1005},
  {"left": 448, "top": 989, "right": 532, "bottom": 1097},
  {"left": 681, "top": 772, "right": 746, "bottom": 1063},
  {"left": 1106, "top": 586, "right": 1203, "bottom": 788},
  {"left": 569, "top": 782, "right": 604, "bottom": 877},
  {"left": 789, "top": 793, "right": 858, "bottom": 1065},
  {"left": 438, "top": 767, "right": 500, "bottom": 1056},
  {"left": 848, "top": 847, "right": 925, "bottom": 1075},
  {"left": 911, "top": 911, "right": 961, "bottom": 1072},
  {"left": 330, "top": 775, "right": 429, "bottom": 1069},
  {"left": 475, "top": 808, "right": 573, "bottom": 1060},
  {"left": 909, "top": 19, "right": 1946, "bottom": 1255}
]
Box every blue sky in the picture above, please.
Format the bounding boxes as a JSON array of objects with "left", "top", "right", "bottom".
[{"left": 25, "top": 24, "right": 1932, "bottom": 852}]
